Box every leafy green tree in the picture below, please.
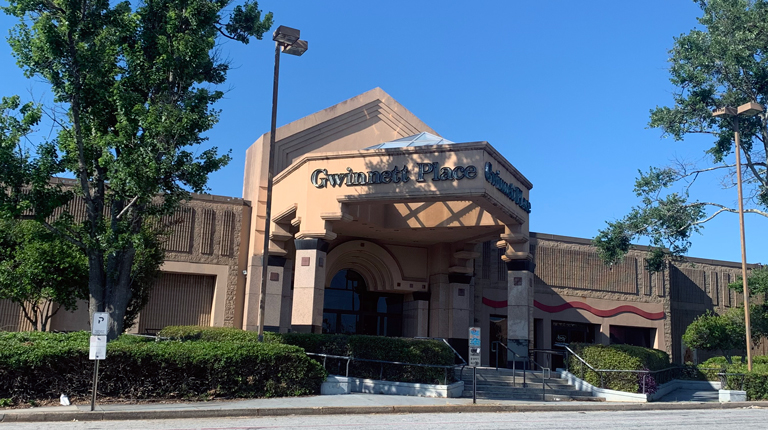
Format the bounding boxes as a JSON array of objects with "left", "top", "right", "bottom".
[
  {"left": 0, "top": 0, "right": 273, "bottom": 338},
  {"left": 0, "top": 219, "right": 88, "bottom": 331},
  {"left": 729, "top": 265, "right": 768, "bottom": 295},
  {"left": 683, "top": 304, "right": 768, "bottom": 363},
  {"left": 594, "top": 0, "right": 768, "bottom": 270},
  {"left": 683, "top": 309, "right": 746, "bottom": 363}
]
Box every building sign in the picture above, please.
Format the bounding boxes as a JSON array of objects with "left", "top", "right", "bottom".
[
  {"left": 484, "top": 162, "right": 531, "bottom": 213},
  {"left": 310, "top": 162, "right": 478, "bottom": 189}
]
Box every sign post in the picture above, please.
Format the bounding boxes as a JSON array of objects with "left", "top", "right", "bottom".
[
  {"left": 90, "top": 312, "right": 109, "bottom": 411},
  {"left": 469, "top": 327, "right": 481, "bottom": 404}
]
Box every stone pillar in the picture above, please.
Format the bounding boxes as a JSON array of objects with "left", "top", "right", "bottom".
[
  {"left": 429, "top": 273, "right": 472, "bottom": 360},
  {"left": 279, "top": 258, "right": 294, "bottom": 332},
  {"left": 263, "top": 256, "right": 287, "bottom": 333},
  {"left": 290, "top": 239, "right": 329, "bottom": 333},
  {"left": 403, "top": 293, "right": 430, "bottom": 337},
  {"left": 507, "top": 259, "right": 534, "bottom": 369},
  {"left": 243, "top": 254, "right": 289, "bottom": 332},
  {"left": 243, "top": 254, "right": 263, "bottom": 331},
  {"left": 599, "top": 324, "right": 611, "bottom": 345}
]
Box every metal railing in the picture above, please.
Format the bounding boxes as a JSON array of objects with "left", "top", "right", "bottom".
[
  {"left": 556, "top": 343, "right": 746, "bottom": 394},
  {"left": 491, "top": 341, "right": 552, "bottom": 400},
  {"left": 305, "top": 352, "right": 456, "bottom": 385},
  {"left": 414, "top": 336, "right": 467, "bottom": 380}
]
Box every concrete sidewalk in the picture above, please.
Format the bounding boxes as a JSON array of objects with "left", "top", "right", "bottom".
[{"left": 1, "top": 391, "right": 765, "bottom": 423}]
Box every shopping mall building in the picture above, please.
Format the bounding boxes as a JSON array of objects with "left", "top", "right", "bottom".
[{"left": 0, "top": 88, "right": 757, "bottom": 365}]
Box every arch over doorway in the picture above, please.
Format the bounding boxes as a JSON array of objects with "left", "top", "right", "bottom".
[
  {"left": 322, "top": 269, "right": 403, "bottom": 336},
  {"left": 324, "top": 240, "right": 407, "bottom": 292}
]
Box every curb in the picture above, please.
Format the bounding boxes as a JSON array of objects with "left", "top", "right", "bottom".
[{"left": 1, "top": 401, "right": 765, "bottom": 423}]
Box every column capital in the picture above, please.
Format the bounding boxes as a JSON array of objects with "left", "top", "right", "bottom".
[
  {"left": 506, "top": 259, "right": 535, "bottom": 272},
  {"left": 268, "top": 256, "right": 287, "bottom": 267},
  {"left": 294, "top": 238, "right": 330, "bottom": 253}
]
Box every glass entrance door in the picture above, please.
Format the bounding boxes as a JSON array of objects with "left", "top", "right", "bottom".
[
  {"left": 322, "top": 269, "right": 403, "bottom": 336},
  {"left": 489, "top": 315, "right": 507, "bottom": 368}
]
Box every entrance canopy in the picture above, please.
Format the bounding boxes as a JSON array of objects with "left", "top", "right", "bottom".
[{"left": 269, "top": 140, "right": 532, "bottom": 262}]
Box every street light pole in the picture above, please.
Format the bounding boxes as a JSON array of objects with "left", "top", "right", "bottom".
[
  {"left": 712, "top": 101, "right": 763, "bottom": 372},
  {"left": 257, "top": 26, "right": 308, "bottom": 342}
]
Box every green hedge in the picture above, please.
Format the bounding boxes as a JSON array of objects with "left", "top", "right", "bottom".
[
  {"left": 278, "top": 332, "right": 456, "bottom": 384},
  {"left": 567, "top": 343, "right": 670, "bottom": 393},
  {"left": 0, "top": 331, "right": 326, "bottom": 405},
  {"left": 158, "top": 327, "right": 457, "bottom": 384},
  {"left": 700, "top": 356, "right": 768, "bottom": 400}
]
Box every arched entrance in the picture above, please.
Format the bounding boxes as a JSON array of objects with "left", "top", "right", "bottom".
[{"left": 322, "top": 269, "right": 403, "bottom": 336}]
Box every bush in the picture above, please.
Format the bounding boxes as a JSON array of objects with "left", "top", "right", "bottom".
[
  {"left": 0, "top": 331, "right": 326, "bottom": 405},
  {"left": 157, "top": 327, "right": 457, "bottom": 384},
  {"left": 567, "top": 343, "right": 670, "bottom": 393},
  {"left": 276, "top": 333, "right": 457, "bottom": 384},
  {"left": 158, "top": 325, "right": 265, "bottom": 342},
  {"left": 700, "top": 355, "right": 768, "bottom": 400}
]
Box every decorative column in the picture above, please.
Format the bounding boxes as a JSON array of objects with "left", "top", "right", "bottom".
[
  {"left": 429, "top": 273, "right": 472, "bottom": 359},
  {"left": 290, "top": 238, "right": 329, "bottom": 333},
  {"left": 403, "top": 292, "right": 430, "bottom": 337},
  {"left": 507, "top": 259, "right": 534, "bottom": 369},
  {"left": 262, "top": 256, "right": 287, "bottom": 333},
  {"left": 243, "top": 255, "right": 288, "bottom": 332}
]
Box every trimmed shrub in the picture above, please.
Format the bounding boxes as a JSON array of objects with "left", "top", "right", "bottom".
[
  {"left": 567, "top": 343, "right": 670, "bottom": 393},
  {"left": 158, "top": 325, "right": 265, "bottom": 342},
  {"left": 0, "top": 331, "right": 326, "bottom": 405},
  {"left": 276, "top": 333, "right": 457, "bottom": 384},
  {"left": 157, "top": 327, "right": 458, "bottom": 384},
  {"left": 700, "top": 356, "right": 768, "bottom": 400}
]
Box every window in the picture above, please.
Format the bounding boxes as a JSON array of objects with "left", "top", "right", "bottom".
[{"left": 322, "top": 269, "right": 403, "bottom": 336}]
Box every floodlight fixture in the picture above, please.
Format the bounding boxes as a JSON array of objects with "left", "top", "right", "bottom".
[
  {"left": 283, "top": 39, "right": 308, "bottom": 56},
  {"left": 737, "top": 102, "right": 764, "bottom": 117},
  {"left": 273, "top": 25, "right": 300, "bottom": 45}
]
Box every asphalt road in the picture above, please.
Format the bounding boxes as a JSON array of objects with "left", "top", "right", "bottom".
[{"left": 3, "top": 408, "right": 767, "bottom": 430}]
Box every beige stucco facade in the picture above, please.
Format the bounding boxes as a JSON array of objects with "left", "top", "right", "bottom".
[{"left": 1, "top": 88, "right": 761, "bottom": 365}]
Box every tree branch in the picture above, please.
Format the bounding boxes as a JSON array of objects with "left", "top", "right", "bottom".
[
  {"left": 687, "top": 201, "right": 768, "bottom": 219},
  {"left": 40, "top": 220, "right": 86, "bottom": 250},
  {"left": 214, "top": 24, "right": 240, "bottom": 41},
  {"left": 116, "top": 195, "right": 139, "bottom": 220}
]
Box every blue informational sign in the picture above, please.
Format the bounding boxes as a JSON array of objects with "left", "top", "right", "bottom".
[{"left": 468, "top": 327, "right": 481, "bottom": 367}]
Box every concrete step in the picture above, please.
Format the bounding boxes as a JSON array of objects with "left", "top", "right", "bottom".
[
  {"left": 457, "top": 367, "right": 603, "bottom": 402},
  {"left": 461, "top": 377, "right": 572, "bottom": 386},
  {"left": 462, "top": 390, "right": 605, "bottom": 401},
  {"left": 462, "top": 386, "right": 593, "bottom": 396}
]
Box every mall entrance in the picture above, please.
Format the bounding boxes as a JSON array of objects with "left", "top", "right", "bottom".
[{"left": 321, "top": 269, "right": 404, "bottom": 336}]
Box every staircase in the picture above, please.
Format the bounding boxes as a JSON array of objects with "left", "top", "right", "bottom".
[{"left": 459, "top": 367, "right": 604, "bottom": 401}]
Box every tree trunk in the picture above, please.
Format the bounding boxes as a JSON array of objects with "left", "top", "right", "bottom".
[
  {"left": 87, "top": 249, "right": 106, "bottom": 335},
  {"left": 105, "top": 249, "right": 136, "bottom": 339}
]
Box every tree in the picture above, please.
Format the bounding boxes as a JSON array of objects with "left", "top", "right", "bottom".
[
  {"left": 0, "top": 0, "right": 273, "bottom": 339},
  {"left": 683, "top": 304, "right": 768, "bottom": 363},
  {"left": 729, "top": 264, "right": 768, "bottom": 295},
  {"left": 594, "top": 0, "right": 768, "bottom": 270},
  {"left": 0, "top": 218, "right": 88, "bottom": 331}
]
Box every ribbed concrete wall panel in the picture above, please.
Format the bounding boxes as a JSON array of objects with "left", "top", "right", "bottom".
[
  {"left": 0, "top": 299, "right": 33, "bottom": 331},
  {"left": 670, "top": 266, "right": 710, "bottom": 305},
  {"left": 162, "top": 209, "right": 195, "bottom": 253},
  {"left": 200, "top": 208, "right": 215, "bottom": 255},
  {"left": 219, "top": 211, "right": 235, "bottom": 257},
  {"left": 534, "top": 247, "right": 637, "bottom": 294},
  {"left": 137, "top": 274, "right": 215, "bottom": 333}
]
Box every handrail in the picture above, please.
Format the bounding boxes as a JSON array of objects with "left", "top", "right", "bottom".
[
  {"left": 555, "top": 343, "right": 599, "bottom": 373},
  {"left": 414, "top": 337, "right": 467, "bottom": 365},
  {"left": 491, "top": 341, "right": 552, "bottom": 400},
  {"left": 554, "top": 343, "right": 742, "bottom": 394},
  {"left": 414, "top": 336, "right": 467, "bottom": 380},
  {"left": 305, "top": 352, "right": 456, "bottom": 385}
]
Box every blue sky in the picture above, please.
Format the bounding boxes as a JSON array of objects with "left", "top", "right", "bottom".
[{"left": 0, "top": 0, "right": 765, "bottom": 265}]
